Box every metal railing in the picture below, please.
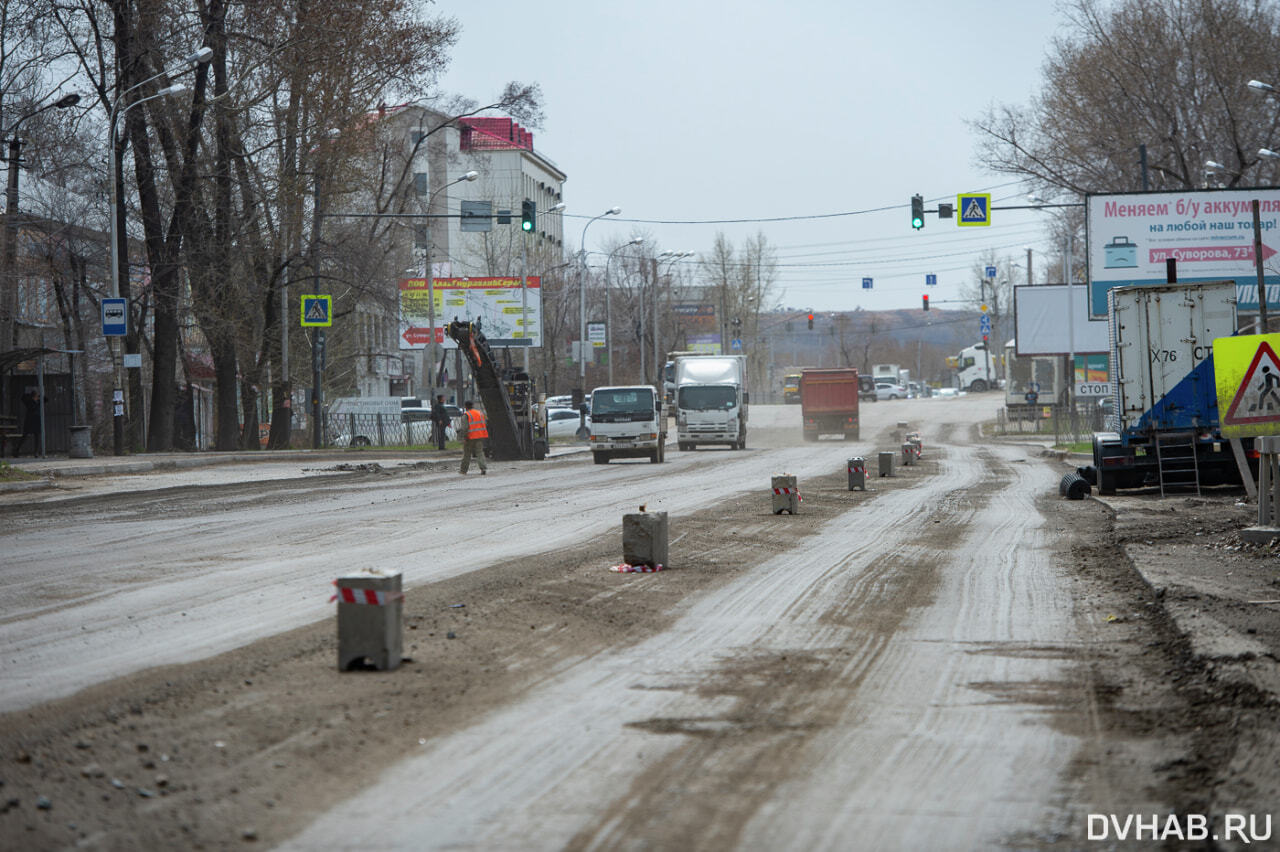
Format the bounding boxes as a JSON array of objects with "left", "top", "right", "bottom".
[{"left": 994, "top": 401, "right": 1107, "bottom": 447}]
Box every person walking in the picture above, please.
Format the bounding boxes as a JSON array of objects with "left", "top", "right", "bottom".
[
  {"left": 459, "top": 399, "right": 488, "bottom": 475},
  {"left": 430, "top": 394, "right": 449, "bottom": 451},
  {"left": 18, "top": 390, "right": 40, "bottom": 456}
]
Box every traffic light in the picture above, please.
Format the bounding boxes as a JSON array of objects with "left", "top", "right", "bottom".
[
  {"left": 911, "top": 194, "right": 924, "bottom": 230},
  {"left": 521, "top": 199, "right": 535, "bottom": 232},
  {"left": 807, "top": 312, "right": 814, "bottom": 330},
  {"left": 922, "top": 294, "right": 929, "bottom": 311}
]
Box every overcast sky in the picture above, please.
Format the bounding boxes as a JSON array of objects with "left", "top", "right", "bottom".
[{"left": 437, "top": 0, "right": 1069, "bottom": 313}]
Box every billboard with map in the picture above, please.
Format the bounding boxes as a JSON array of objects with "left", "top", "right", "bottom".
[{"left": 399, "top": 276, "right": 541, "bottom": 350}]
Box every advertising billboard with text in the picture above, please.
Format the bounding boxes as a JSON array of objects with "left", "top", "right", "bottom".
[
  {"left": 399, "top": 277, "right": 541, "bottom": 350},
  {"left": 1086, "top": 188, "right": 1280, "bottom": 318}
]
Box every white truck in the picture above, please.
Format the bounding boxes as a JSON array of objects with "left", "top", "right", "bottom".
[
  {"left": 588, "top": 385, "right": 666, "bottom": 464},
  {"left": 952, "top": 342, "right": 996, "bottom": 392},
  {"left": 674, "top": 354, "right": 749, "bottom": 450},
  {"left": 872, "top": 364, "right": 900, "bottom": 384},
  {"left": 1090, "top": 280, "right": 1245, "bottom": 494}
]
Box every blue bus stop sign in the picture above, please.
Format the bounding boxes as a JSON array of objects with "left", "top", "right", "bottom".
[{"left": 102, "top": 298, "right": 127, "bottom": 336}]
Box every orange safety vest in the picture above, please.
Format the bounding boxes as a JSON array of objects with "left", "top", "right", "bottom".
[{"left": 465, "top": 408, "right": 488, "bottom": 440}]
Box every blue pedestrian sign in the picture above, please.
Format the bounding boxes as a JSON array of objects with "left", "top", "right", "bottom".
[
  {"left": 731, "top": 338, "right": 742, "bottom": 351},
  {"left": 102, "top": 298, "right": 127, "bottom": 337},
  {"left": 958, "top": 194, "right": 992, "bottom": 227},
  {"left": 862, "top": 277, "right": 873, "bottom": 289},
  {"left": 926, "top": 274, "right": 937, "bottom": 286},
  {"left": 985, "top": 265, "right": 997, "bottom": 279},
  {"left": 301, "top": 294, "right": 333, "bottom": 327},
  {"left": 979, "top": 314, "right": 992, "bottom": 333}
]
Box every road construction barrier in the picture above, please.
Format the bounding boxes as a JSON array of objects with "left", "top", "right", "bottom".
[
  {"left": 902, "top": 442, "right": 918, "bottom": 466},
  {"left": 878, "top": 451, "right": 894, "bottom": 477},
  {"left": 772, "top": 474, "right": 800, "bottom": 514},
  {"left": 848, "top": 457, "right": 866, "bottom": 491},
  {"left": 335, "top": 570, "right": 403, "bottom": 671},
  {"left": 623, "top": 510, "right": 669, "bottom": 569}
]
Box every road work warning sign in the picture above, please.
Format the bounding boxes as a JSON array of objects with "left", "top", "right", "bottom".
[{"left": 1215, "top": 333, "right": 1280, "bottom": 438}]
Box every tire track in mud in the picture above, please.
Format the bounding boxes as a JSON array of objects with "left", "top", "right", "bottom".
[{"left": 560, "top": 445, "right": 1023, "bottom": 852}]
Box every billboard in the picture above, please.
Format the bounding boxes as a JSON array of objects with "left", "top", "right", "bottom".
[
  {"left": 399, "top": 276, "right": 541, "bottom": 350},
  {"left": 672, "top": 303, "right": 720, "bottom": 353},
  {"left": 1013, "top": 284, "right": 1109, "bottom": 355},
  {"left": 1086, "top": 188, "right": 1280, "bottom": 318}
]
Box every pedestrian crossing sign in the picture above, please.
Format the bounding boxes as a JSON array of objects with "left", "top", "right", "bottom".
[
  {"left": 301, "top": 294, "right": 333, "bottom": 327},
  {"left": 1216, "top": 333, "right": 1280, "bottom": 437},
  {"left": 957, "top": 193, "right": 991, "bottom": 227}
]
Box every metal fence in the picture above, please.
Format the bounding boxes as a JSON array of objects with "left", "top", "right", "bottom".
[
  {"left": 994, "top": 401, "right": 1109, "bottom": 447},
  {"left": 324, "top": 412, "right": 450, "bottom": 448}
]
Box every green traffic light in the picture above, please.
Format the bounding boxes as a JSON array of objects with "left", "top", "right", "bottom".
[{"left": 521, "top": 219, "right": 533, "bottom": 232}]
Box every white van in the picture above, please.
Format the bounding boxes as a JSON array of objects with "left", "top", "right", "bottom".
[{"left": 588, "top": 385, "right": 666, "bottom": 464}]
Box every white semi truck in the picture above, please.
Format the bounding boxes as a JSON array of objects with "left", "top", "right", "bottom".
[
  {"left": 951, "top": 342, "right": 997, "bottom": 392},
  {"left": 673, "top": 354, "right": 749, "bottom": 450}
]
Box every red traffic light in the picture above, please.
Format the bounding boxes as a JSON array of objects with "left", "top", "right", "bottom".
[
  {"left": 807, "top": 312, "right": 814, "bottom": 330},
  {"left": 922, "top": 294, "right": 929, "bottom": 311}
]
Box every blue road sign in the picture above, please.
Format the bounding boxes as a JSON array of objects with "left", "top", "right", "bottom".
[
  {"left": 731, "top": 338, "right": 742, "bottom": 351},
  {"left": 959, "top": 194, "right": 992, "bottom": 227},
  {"left": 985, "top": 265, "right": 997, "bottom": 279},
  {"left": 102, "top": 298, "right": 127, "bottom": 337},
  {"left": 301, "top": 294, "right": 333, "bottom": 327},
  {"left": 979, "top": 314, "right": 992, "bottom": 333},
  {"left": 926, "top": 274, "right": 937, "bottom": 286},
  {"left": 862, "top": 277, "right": 873, "bottom": 289}
]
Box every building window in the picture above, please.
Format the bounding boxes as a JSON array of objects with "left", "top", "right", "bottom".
[{"left": 414, "top": 173, "right": 428, "bottom": 195}]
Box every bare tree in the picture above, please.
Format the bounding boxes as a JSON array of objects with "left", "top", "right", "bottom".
[{"left": 972, "top": 0, "right": 1280, "bottom": 196}]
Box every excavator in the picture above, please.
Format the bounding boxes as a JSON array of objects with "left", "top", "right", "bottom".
[{"left": 446, "top": 320, "right": 548, "bottom": 461}]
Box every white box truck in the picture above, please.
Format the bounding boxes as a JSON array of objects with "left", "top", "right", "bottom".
[
  {"left": 589, "top": 385, "right": 666, "bottom": 464},
  {"left": 674, "top": 354, "right": 748, "bottom": 450},
  {"left": 1090, "top": 280, "right": 1246, "bottom": 494}
]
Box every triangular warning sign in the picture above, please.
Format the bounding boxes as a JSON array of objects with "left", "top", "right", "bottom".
[
  {"left": 305, "top": 299, "right": 328, "bottom": 322},
  {"left": 962, "top": 198, "right": 985, "bottom": 220},
  {"left": 1223, "top": 341, "right": 1280, "bottom": 426}
]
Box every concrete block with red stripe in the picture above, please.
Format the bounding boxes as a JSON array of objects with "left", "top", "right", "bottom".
[
  {"left": 772, "top": 474, "right": 800, "bottom": 514},
  {"left": 335, "top": 570, "right": 403, "bottom": 672}
]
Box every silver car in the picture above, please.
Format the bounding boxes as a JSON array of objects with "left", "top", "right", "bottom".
[{"left": 874, "top": 382, "right": 908, "bottom": 401}]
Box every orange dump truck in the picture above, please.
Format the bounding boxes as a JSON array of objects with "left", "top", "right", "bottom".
[{"left": 800, "top": 367, "right": 860, "bottom": 441}]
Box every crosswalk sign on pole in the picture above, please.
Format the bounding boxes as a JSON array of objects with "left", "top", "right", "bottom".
[
  {"left": 958, "top": 194, "right": 992, "bottom": 227},
  {"left": 301, "top": 294, "right": 333, "bottom": 327}
]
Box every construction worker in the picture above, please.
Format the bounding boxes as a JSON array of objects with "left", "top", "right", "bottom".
[{"left": 460, "top": 399, "right": 488, "bottom": 475}]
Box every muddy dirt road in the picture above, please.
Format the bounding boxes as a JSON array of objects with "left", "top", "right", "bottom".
[{"left": 2, "top": 398, "right": 1277, "bottom": 850}]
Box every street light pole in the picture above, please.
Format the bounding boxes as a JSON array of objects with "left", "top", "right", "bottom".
[
  {"left": 420, "top": 170, "right": 478, "bottom": 399},
  {"left": 578, "top": 207, "right": 620, "bottom": 395},
  {"left": 1, "top": 92, "right": 80, "bottom": 413},
  {"left": 605, "top": 238, "right": 642, "bottom": 385}
]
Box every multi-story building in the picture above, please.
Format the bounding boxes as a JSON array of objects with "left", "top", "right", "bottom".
[{"left": 334, "top": 105, "right": 566, "bottom": 400}]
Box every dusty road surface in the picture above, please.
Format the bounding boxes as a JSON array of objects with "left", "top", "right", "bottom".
[{"left": 2, "top": 397, "right": 1278, "bottom": 850}]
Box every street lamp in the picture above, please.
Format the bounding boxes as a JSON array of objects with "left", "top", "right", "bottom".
[
  {"left": 2, "top": 91, "right": 80, "bottom": 368},
  {"left": 108, "top": 45, "right": 212, "bottom": 454},
  {"left": 519, "top": 200, "right": 564, "bottom": 372},
  {"left": 653, "top": 250, "right": 693, "bottom": 384},
  {"left": 578, "top": 205, "right": 622, "bottom": 391},
  {"left": 605, "top": 238, "right": 643, "bottom": 384},
  {"left": 418, "top": 169, "right": 478, "bottom": 399}
]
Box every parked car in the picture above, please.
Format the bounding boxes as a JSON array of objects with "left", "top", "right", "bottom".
[
  {"left": 545, "top": 407, "right": 590, "bottom": 439},
  {"left": 934, "top": 387, "right": 960, "bottom": 398},
  {"left": 544, "top": 395, "right": 574, "bottom": 408},
  {"left": 874, "top": 382, "right": 908, "bottom": 401}
]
